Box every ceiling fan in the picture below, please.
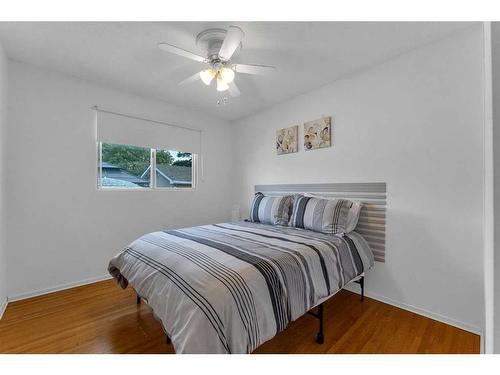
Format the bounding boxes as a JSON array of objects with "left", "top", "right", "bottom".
[{"left": 157, "top": 26, "right": 276, "bottom": 97}]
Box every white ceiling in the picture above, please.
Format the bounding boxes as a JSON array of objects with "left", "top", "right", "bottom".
[{"left": 0, "top": 22, "right": 475, "bottom": 121}]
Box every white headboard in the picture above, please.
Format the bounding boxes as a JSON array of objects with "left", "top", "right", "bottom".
[{"left": 254, "top": 183, "right": 387, "bottom": 262}]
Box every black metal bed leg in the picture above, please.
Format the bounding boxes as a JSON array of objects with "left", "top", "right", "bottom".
[
  {"left": 359, "top": 276, "right": 365, "bottom": 302},
  {"left": 136, "top": 295, "right": 141, "bottom": 305},
  {"left": 316, "top": 303, "right": 324, "bottom": 344}
]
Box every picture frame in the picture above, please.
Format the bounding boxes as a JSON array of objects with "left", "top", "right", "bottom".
[
  {"left": 276, "top": 125, "right": 298, "bottom": 155},
  {"left": 303, "top": 117, "right": 332, "bottom": 151}
]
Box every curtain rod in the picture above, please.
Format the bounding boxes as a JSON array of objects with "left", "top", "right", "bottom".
[{"left": 92, "top": 106, "right": 202, "bottom": 134}]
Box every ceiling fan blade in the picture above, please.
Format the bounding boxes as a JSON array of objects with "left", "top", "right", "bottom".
[
  {"left": 228, "top": 81, "right": 241, "bottom": 97},
  {"left": 157, "top": 42, "right": 206, "bottom": 63},
  {"left": 179, "top": 72, "right": 202, "bottom": 86},
  {"left": 218, "top": 26, "right": 244, "bottom": 61},
  {"left": 233, "top": 63, "right": 276, "bottom": 75}
]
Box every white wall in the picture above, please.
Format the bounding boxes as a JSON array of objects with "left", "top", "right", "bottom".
[
  {"left": 5, "top": 61, "right": 233, "bottom": 299},
  {"left": 492, "top": 22, "right": 500, "bottom": 353},
  {"left": 232, "top": 25, "right": 485, "bottom": 334},
  {"left": 0, "top": 42, "right": 7, "bottom": 316}
]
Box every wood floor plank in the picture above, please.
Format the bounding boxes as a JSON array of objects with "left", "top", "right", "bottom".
[{"left": 0, "top": 279, "right": 479, "bottom": 354}]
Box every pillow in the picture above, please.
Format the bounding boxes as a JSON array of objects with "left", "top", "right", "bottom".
[
  {"left": 303, "top": 193, "right": 362, "bottom": 233},
  {"left": 249, "top": 193, "right": 294, "bottom": 226},
  {"left": 345, "top": 200, "right": 362, "bottom": 232},
  {"left": 289, "top": 195, "right": 355, "bottom": 234}
]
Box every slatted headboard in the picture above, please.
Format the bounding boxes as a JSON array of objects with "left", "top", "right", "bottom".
[{"left": 254, "top": 183, "right": 387, "bottom": 262}]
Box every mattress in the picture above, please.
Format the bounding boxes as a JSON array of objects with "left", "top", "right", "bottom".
[{"left": 108, "top": 221, "right": 374, "bottom": 353}]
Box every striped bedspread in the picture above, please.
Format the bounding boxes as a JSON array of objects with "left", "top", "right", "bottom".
[{"left": 108, "top": 221, "right": 374, "bottom": 353}]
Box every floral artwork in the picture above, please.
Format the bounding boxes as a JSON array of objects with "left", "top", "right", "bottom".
[
  {"left": 276, "top": 125, "right": 298, "bottom": 155},
  {"left": 303, "top": 117, "right": 332, "bottom": 151}
]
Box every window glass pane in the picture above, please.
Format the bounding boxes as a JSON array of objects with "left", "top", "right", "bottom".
[
  {"left": 100, "top": 143, "right": 151, "bottom": 189},
  {"left": 155, "top": 149, "right": 193, "bottom": 188}
]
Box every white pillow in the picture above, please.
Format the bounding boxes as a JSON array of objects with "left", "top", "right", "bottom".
[{"left": 303, "top": 193, "right": 362, "bottom": 233}]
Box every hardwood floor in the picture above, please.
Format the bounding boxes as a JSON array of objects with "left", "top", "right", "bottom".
[{"left": 0, "top": 279, "right": 480, "bottom": 354}]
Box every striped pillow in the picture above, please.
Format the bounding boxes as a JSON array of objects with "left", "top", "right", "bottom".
[
  {"left": 249, "top": 193, "right": 294, "bottom": 226},
  {"left": 290, "top": 195, "right": 353, "bottom": 234},
  {"left": 304, "top": 193, "right": 363, "bottom": 233}
]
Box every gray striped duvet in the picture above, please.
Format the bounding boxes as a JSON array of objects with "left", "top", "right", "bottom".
[{"left": 108, "top": 221, "right": 374, "bottom": 354}]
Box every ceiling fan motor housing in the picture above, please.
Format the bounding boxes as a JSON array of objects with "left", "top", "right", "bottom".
[{"left": 196, "top": 28, "right": 242, "bottom": 62}]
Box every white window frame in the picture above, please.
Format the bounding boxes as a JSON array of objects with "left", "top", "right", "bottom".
[{"left": 96, "top": 142, "right": 196, "bottom": 191}]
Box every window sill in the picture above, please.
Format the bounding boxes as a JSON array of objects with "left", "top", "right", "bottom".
[{"left": 96, "top": 187, "right": 197, "bottom": 191}]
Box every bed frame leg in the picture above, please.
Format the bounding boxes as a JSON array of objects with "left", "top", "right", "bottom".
[
  {"left": 354, "top": 276, "right": 365, "bottom": 302},
  {"left": 136, "top": 295, "right": 141, "bottom": 305},
  {"left": 316, "top": 303, "right": 324, "bottom": 344}
]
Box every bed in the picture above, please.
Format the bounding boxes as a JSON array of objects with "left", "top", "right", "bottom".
[{"left": 108, "top": 183, "right": 386, "bottom": 354}]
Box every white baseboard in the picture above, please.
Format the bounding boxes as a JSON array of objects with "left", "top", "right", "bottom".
[
  {"left": 0, "top": 298, "right": 7, "bottom": 320},
  {"left": 8, "top": 274, "right": 113, "bottom": 302},
  {"left": 344, "top": 284, "right": 483, "bottom": 337}
]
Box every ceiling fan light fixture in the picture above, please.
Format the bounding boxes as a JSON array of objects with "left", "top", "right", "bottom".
[
  {"left": 200, "top": 69, "right": 216, "bottom": 85},
  {"left": 219, "top": 67, "right": 235, "bottom": 84},
  {"left": 216, "top": 74, "right": 229, "bottom": 91}
]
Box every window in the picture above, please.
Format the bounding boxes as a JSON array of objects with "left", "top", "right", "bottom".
[
  {"left": 97, "top": 142, "right": 195, "bottom": 190},
  {"left": 155, "top": 149, "right": 193, "bottom": 188}
]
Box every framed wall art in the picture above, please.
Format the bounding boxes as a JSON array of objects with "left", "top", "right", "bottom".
[
  {"left": 276, "top": 125, "right": 298, "bottom": 155},
  {"left": 303, "top": 117, "right": 332, "bottom": 151}
]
